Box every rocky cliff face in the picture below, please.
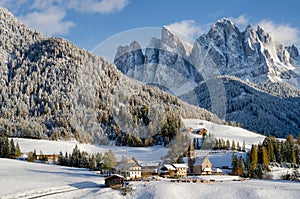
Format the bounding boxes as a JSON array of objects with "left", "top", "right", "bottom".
[
  {"left": 0, "top": 7, "right": 219, "bottom": 145},
  {"left": 115, "top": 18, "right": 300, "bottom": 137}
]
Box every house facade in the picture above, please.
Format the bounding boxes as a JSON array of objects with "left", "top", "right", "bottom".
[
  {"left": 192, "top": 156, "right": 213, "bottom": 175},
  {"left": 105, "top": 174, "right": 124, "bottom": 188},
  {"left": 172, "top": 164, "right": 188, "bottom": 177},
  {"left": 116, "top": 157, "right": 142, "bottom": 180},
  {"left": 129, "top": 162, "right": 142, "bottom": 179}
]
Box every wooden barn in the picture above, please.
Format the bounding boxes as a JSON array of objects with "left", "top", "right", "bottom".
[{"left": 105, "top": 174, "right": 125, "bottom": 188}]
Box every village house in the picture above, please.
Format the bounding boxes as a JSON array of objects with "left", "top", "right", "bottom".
[
  {"left": 140, "top": 161, "right": 160, "bottom": 175},
  {"left": 105, "top": 174, "right": 124, "bottom": 188},
  {"left": 36, "top": 153, "right": 60, "bottom": 163},
  {"left": 160, "top": 163, "right": 188, "bottom": 178},
  {"left": 160, "top": 164, "right": 176, "bottom": 178},
  {"left": 116, "top": 157, "right": 142, "bottom": 180},
  {"left": 172, "top": 163, "right": 188, "bottom": 177}
]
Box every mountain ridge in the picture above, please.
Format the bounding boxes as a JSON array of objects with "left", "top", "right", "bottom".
[{"left": 115, "top": 18, "right": 300, "bottom": 137}]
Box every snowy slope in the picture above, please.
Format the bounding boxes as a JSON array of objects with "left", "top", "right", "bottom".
[
  {"left": 13, "top": 138, "right": 168, "bottom": 162},
  {"left": 0, "top": 158, "right": 121, "bottom": 199},
  {"left": 1, "top": 158, "right": 300, "bottom": 199},
  {"left": 182, "top": 119, "right": 265, "bottom": 149},
  {"left": 129, "top": 180, "right": 300, "bottom": 199}
]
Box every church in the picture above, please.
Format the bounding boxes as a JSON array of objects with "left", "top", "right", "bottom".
[{"left": 188, "top": 142, "right": 213, "bottom": 175}]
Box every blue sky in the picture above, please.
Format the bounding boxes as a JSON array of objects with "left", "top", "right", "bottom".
[{"left": 1, "top": 0, "right": 300, "bottom": 52}]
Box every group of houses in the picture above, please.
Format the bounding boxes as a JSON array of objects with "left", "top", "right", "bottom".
[{"left": 105, "top": 140, "right": 227, "bottom": 187}]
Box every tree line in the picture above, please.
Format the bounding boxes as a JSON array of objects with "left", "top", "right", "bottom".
[
  {"left": 58, "top": 145, "right": 117, "bottom": 171},
  {"left": 232, "top": 134, "right": 300, "bottom": 179},
  {"left": 0, "top": 135, "right": 21, "bottom": 159}
]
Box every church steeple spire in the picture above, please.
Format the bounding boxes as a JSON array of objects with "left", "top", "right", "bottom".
[{"left": 188, "top": 139, "right": 195, "bottom": 174}]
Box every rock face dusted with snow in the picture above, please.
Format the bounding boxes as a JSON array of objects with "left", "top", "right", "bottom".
[
  {"left": 115, "top": 18, "right": 300, "bottom": 137},
  {"left": 115, "top": 27, "right": 203, "bottom": 95},
  {"left": 191, "top": 19, "right": 298, "bottom": 83}
]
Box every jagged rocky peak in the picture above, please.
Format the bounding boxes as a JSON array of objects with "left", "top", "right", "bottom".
[
  {"left": 114, "top": 40, "right": 144, "bottom": 74},
  {"left": 161, "top": 26, "right": 186, "bottom": 56},
  {"left": 256, "top": 25, "right": 272, "bottom": 44},
  {"left": 209, "top": 18, "right": 241, "bottom": 39}
]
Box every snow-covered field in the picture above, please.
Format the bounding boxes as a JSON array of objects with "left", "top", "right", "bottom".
[
  {"left": 183, "top": 119, "right": 265, "bottom": 149},
  {"left": 129, "top": 179, "right": 300, "bottom": 199},
  {"left": 1, "top": 158, "right": 299, "bottom": 199},
  {"left": 0, "top": 158, "right": 121, "bottom": 199},
  {"left": 13, "top": 138, "right": 168, "bottom": 163}
]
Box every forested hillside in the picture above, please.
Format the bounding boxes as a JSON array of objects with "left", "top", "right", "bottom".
[{"left": 0, "top": 7, "right": 219, "bottom": 145}]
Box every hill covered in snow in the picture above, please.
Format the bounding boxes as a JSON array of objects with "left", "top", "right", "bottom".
[{"left": 1, "top": 158, "right": 299, "bottom": 199}]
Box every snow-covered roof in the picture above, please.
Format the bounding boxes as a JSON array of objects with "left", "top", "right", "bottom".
[
  {"left": 203, "top": 167, "right": 212, "bottom": 172},
  {"left": 140, "top": 161, "right": 160, "bottom": 167},
  {"left": 163, "top": 164, "right": 176, "bottom": 170},
  {"left": 214, "top": 168, "right": 223, "bottom": 173},
  {"left": 193, "top": 156, "right": 206, "bottom": 166},
  {"left": 105, "top": 174, "right": 125, "bottom": 180},
  {"left": 172, "top": 164, "right": 188, "bottom": 168}
]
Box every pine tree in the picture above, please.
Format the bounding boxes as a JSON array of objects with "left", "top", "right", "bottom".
[
  {"left": 226, "top": 140, "right": 230, "bottom": 150},
  {"left": 242, "top": 140, "right": 246, "bottom": 152},
  {"left": 280, "top": 141, "right": 285, "bottom": 163},
  {"left": 262, "top": 146, "right": 269, "bottom": 168},
  {"left": 231, "top": 140, "right": 236, "bottom": 151},
  {"left": 3, "top": 136, "right": 10, "bottom": 158},
  {"left": 15, "top": 143, "right": 21, "bottom": 158},
  {"left": 291, "top": 145, "right": 296, "bottom": 164},
  {"left": 251, "top": 145, "right": 258, "bottom": 168},
  {"left": 9, "top": 139, "right": 16, "bottom": 158},
  {"left": 297, "top": 133, "right": 300, "bottom": 145},
  {"left": 89, "top": 154, "right": 97, "bottom": 170},
  {"left": 267, "top": 140, "right": 274, "bottom": 162},
  {"left": 103, "top": 149, "right": 116, "bottom": 171},
  {"left": 237, "top": 142, "right": 241, "bottom": 151}
]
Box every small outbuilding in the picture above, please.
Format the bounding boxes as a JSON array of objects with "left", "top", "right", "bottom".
[{"left": 105, "top": 174, "right": 125, "bottom": 188}]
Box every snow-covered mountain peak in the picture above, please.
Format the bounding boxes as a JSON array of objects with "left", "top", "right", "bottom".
[{"left": 256, "top": 25, "right": 272, "bottom": 44}]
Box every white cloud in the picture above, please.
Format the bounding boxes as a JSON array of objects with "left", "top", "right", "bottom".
[
  {"left": 19, "top": 7, "right": 74, "bottom": 36},
  {"left": 31, "top": 0, "right": 63, "bottom": 10},
  {"left": 258, "top": 20, "right": 299, "bottom": 46},
  {"left": 2, "top": 0, "right": 128, "bottom": 37},
  {"left": 68, "top": 0, "right": 129, "bottom": 14},
  {"left": 229, "top": 15, "right": 249, "bottom": 26},
  {"left": 166, "top": 20, "right": 204, "bottom": 39},
  {"left": 0, "top": 0, "right": 27, "bottom": 11}
]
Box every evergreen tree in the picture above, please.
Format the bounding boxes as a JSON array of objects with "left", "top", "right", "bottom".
[
  {"left": 27, "top": 150, "right": 37, "bottom": 162},
  {"left": 89, "top": 154, "right": 97, "bottom": 170},
  {"left": 225, "top": 140, "right": 230, "bottom": 150},
  {"left": 297, "top": 133, "right": 300, "bottom": 145},
  {"left": 9, "top": 139, "right": 16, "bottom": 158},
  {"left": 280, "top": 141, "right": 285, "bottom": 163},
  {"left": 231, "top": 140, "right": 236, "bottom": 151},
  {"left": 103, "top": 149, "right": 116, "bottom": 171},
  {"left": 236, "top": 142, "right": 241, "bottom": 151},
  {"left": 251, "top": 145, "right": 258, "bottom": 168},
  {"left": 242, "top": 140, "right": 246, "bottom": 152},
  {"left": 291, "top": 145, "right": 296, "bottom": 164},
  {"left": 15, "top": 143, "right": 21, "bottom": 158},
  {"left": 262, "top": 146, "right": 269, "bottom": 168},
  {"left": 274, "top": 140, "right": 280, "bottom": 163},
  {"left": 3, "top": 136, "right": 10, "bottom": 158},
  {"left": 267, "top": 140, "right": 274, "bottom": 162}
]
